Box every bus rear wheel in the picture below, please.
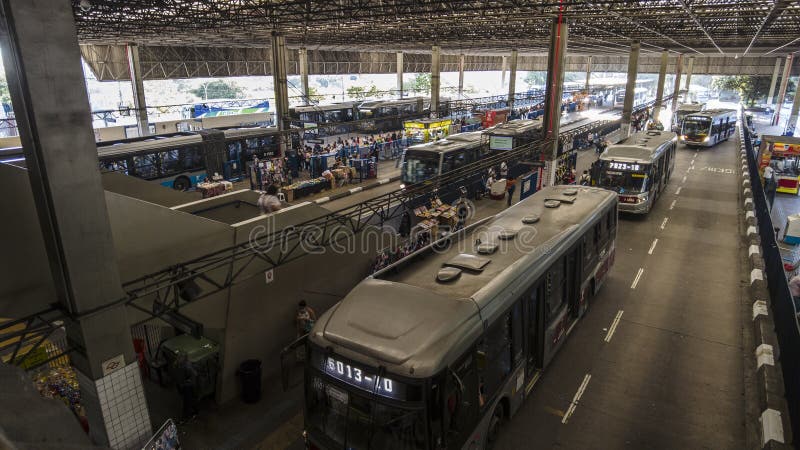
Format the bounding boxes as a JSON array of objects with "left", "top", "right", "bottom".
[{"left": 173, "top": 176, "right": 191, "bottom": 191}]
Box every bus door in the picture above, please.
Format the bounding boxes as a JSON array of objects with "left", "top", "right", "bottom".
[{"left": 524, "top": 280, "right": 545, "bottom": 383}]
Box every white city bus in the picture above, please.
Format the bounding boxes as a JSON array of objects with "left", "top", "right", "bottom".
[{"left": 679, "top": 109, "right": 737, "bottom": 147}]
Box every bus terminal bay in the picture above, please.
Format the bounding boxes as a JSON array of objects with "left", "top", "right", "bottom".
[{"left": 1, "top": 2, "right": 800, "bottom": 450}]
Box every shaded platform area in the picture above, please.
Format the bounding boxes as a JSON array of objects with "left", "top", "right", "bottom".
[{"left": 496, "top": 129, "right": 750, "bottom": 448}]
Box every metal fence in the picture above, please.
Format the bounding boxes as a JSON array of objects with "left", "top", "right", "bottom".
[{"left": 742, "top": 122, "right": 800, "bottom": 438}]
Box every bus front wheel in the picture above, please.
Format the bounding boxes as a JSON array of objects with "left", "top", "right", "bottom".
[
  {"left": 173, "top": 176, "right": 191, "bottom": 191},
  {"left": 486, "top": 406, "right": 504, "bottom": 448}
]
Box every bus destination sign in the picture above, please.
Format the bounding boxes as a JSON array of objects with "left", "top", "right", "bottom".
[
  {"left": 323, "top": 356, "right": 405, "bottom": 400},
  {"left": 608, "top": 162, "right": 641, "bottom": 171}
]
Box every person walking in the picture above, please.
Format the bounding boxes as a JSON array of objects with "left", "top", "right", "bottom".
[
  {"left": 764, "top": 164, "right": 777, "bottom": 209},
  {"left": 176, "top": 353, "right": 199, "bottom": 421},
  {"left": 579, "top": 170, "right": 591, "bottom": 186},
  {"left": 258, "top": 185, "right": 283, "bottom": 214}
]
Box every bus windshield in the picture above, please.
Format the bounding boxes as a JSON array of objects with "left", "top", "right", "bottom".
[
  {"left": 682, "top": 118, "right": 711, "bottom": 137},
  {"left": 306, "top": 374, "right": 427, "bottom": 450},
  {"left": 402, "top": 150, "right": 440, "bottom": 184},
  {"left": 599, "top": 167, "right": 648, "bottom": 194}
]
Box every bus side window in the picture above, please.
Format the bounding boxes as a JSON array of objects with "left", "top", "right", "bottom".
[
  {"left": 546, "top": 259, "right": 565, "bottom": 322},
  {"left": 475, "top": 312, "right": 512, "bottom": 408}
]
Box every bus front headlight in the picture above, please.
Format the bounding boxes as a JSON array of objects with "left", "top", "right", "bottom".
[{"left": 703, "top": 136, "right": 710, "bottom": 143}]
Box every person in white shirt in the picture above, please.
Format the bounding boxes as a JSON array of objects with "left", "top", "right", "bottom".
[
  {"left": 258, "top": 185, "right": 282, "bottom": 214},
  {"left": 763, "top": 165, "right": 774, "bottom": 182}
]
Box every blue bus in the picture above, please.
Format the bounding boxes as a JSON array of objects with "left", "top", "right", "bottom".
[{"left": 97, "top": 127, "right": 283, "bottom": 190}]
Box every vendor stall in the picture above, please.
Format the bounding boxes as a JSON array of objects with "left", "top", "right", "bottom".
[
  {"left": 197, "top": 180, "right": 234, "bottom": 198},
  {"left": 757, "top": 135, "right": 800, "bottom": 195},
  {"left": 310, "top": 151, "right": 339, "bottom": 178},
  {"left": 281, "top": 177, "right": 328, "bottom": 202},
  {"left": 248, "top": 156, "right": 286, "bottom": 191},
  {"left": 404, "top": 118, "right": 452, "bottom": 143},
  {"left": 474, "top": 108, "right": 509, "bottom": 129}
]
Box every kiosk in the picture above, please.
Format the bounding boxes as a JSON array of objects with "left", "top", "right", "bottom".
[
  {"left": 403, "top": 118, "right": 452, "bottom": 143},
  {"left": 757, "top": 135, "right": 800, "bottom": 195}
]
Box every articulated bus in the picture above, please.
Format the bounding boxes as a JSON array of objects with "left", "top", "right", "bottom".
[
  {"left": 400, "top": 131, "right": 487, "bottom": 186},
  {"left": 97, "top": 127, "right": 283, "bottom": 190},
  {"left": 358, "top": 97, "right": 429, "bottom": 133},
  {"left": 679, "top": 109, "right": 737, "bottom": 147},
  {"left": 290, "top": 102, "right": 359, "bottom": 124},
  {"left": 484, "top": 119, "right": 544, "bottom": 178},
  {"left": 592, "top": 130, "right": 677, "bottom": 214},
  {"left": 671, "top": 103, "right": 705, "bottom": 132},
  {"left": 304, "top": 185, "right": 618, "bottom": 450}
]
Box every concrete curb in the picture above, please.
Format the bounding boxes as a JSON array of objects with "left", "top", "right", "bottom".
[
  {"left": 313, "top": 175, "right": 402, "bottom": 205},
  {"left": 737, "top": 125, "right": 794, "bottom": 449}
]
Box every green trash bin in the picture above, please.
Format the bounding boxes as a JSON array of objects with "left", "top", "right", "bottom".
[{"left": 161, "top": 334, "right": 220, "bottom": 400}]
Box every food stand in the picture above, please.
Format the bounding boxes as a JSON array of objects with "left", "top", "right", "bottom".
[
  {"left": 404, "top": 118, "right": 452, "bottom": 143},
  {"left": 474, "top": 108, "right": 510, "bottom": 129},
  {"left": 757, "top": 135, "right": 800, "bottom": 195}
]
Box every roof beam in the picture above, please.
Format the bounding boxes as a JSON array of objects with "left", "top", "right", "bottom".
[{"left": 743, "top": 0, "right": 794, "bottom": 56}]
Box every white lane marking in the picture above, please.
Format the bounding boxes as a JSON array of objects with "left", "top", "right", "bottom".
[
  {"left": 648, "top": 238, "right": 659, "bottom": 255},
  {"left": 604, "top": 310, "right": 624, "bottom": 343},
  {"left": 675, "top": 186, "right": 682, "bottom": 195},
  {"left": 562, "top": 374, "right": 592, "bottom": 424},
  {"left": 631, "top": 268, "right": 644, "bottom": 289},
  {"left": 669, "top": 199, "right": 676, "bottom": 210},
  {"left": 660, "top": 217, "right": 669, "bottom": 230},
  {"left": 682, "top": 175, "right": 687, "bottom": 184}
]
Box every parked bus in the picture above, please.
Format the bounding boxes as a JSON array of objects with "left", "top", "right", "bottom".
[
  {"left": 614, "top": 87, "right": 649, "bottom": 107},
  {"left": 304, "top": 185, "right": 618, "bottom": 450},
  {"left": 97, "top": 127, "right": 283, "bottom": 190},
  {"left": 290, "top": 102, "right": 359, "bottom": 125},
  {"left": 592, "top": 130, "right": 677, "bottom": 214},
  {"left": 358, "top": 97, "right": 429, "bottom": 132},
  {"left": 671, "top": 103, "right": 705, "bottom": 132},
  {"left": 400, "top": 131, "right": 487, "bottom": 186},
  {"left": 679, "top": 109, "right": 737, "bottom": 147}
]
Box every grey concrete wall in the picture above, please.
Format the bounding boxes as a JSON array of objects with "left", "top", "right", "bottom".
[{"left": 0, "top": 164, "right": 56, "bottom": 318}]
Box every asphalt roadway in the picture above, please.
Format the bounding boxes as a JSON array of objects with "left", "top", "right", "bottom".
[{"left": 495, "top": 133, "right": 750, "bottom": 448}]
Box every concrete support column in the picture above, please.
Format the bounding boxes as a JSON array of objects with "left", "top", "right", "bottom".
[
  {"left": 271, "top": 32, "right": 290, "bottom": 142},
  {"left": 671, "top": 54, "right": 683, "bottom": 112},
  {"left": 652, "top": 50, "right": 668, "bottom": 123},
  {"left": 298, "top": 47, "right": 309, "bottom": 104},
  {"left": 767, "top": 57, "right": 783, "bottom": 106},
  {"left": 683, "top": 55, "right": 694, "bottom": 101},
  {"left": 0, "top": 0, "right": 149, "bottom": 448},
  {"left": 787, "top": 78, "right": 800, "bottom": 136},
  {"left": 508, "top": 49, "right": 518, "bottom": 110},
  {"left": 584, "top": 55, "right": 592, "bottom": 94},
  {"left": 126, "top": 43, "right": 149, "bottom": 137},
  {"left": 458, "top": 54, "right": 465, "bottom": 97},
  {"left": 774, "top": 55, "right": 793, "bottom": 126},
  {"left": 397, "top": 52, "right": 404, "bottom": 98},
  {"left": 621, "top": 41, "right": 641, "bottom": 138},
  {"left": 430, "top": 45, "right": 441, "bottom": 118},
  {"left": 501, "top": 55, "right": 507, "bottom": 88},
  {"left": 541, "top": 17, "right": 568, "bottom": 187}
]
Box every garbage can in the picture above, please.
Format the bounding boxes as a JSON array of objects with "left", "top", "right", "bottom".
[{"left": 237, "top": 359, "right": 262, "bottom": 404}]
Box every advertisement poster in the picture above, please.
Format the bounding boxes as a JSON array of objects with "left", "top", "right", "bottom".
[{"left": 142, "top": 419, "right": 180, "bottom": 450}]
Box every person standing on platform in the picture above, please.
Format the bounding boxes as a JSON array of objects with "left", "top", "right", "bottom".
[
  {"left": 506, "top": 177, "right": 516, "bottom": 207},
  {"left": 177, "top": 353, "right": 199, "bottom": 421},
  {"left": 258, "top": 185, "right": 283, "bottom": 214},
  {"left": 764, "top": 164, "right": 776, "bottom": 209}
]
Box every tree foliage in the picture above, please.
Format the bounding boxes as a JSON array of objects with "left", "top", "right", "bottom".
[
  {"left": 523, "top": 71, "right": 546, "bottom": 89},
  {"left": 346, "top": 84, "right": 381, "bottom": 100},
  {"left": 712, "top": 75, "right": 771, "bottom": 106},
  {"left": 190, "top": 80, "right": 244, "bottom": 100},
  {"left": 404, "top": 73, "right": 432, "bottom": 95}
]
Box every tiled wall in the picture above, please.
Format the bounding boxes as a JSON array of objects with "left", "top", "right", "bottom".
[{"left": 77, "top": 362, "right": 152, "bottom": 449}]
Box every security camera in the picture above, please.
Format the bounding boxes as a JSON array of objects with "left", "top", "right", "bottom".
[{"left": 79, "top": 0, "right": 92, "bottom": 12}]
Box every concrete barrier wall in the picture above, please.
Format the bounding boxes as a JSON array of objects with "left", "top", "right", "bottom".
[{"left": 737, "top": 123, "right": 794, "bottom": 449}]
